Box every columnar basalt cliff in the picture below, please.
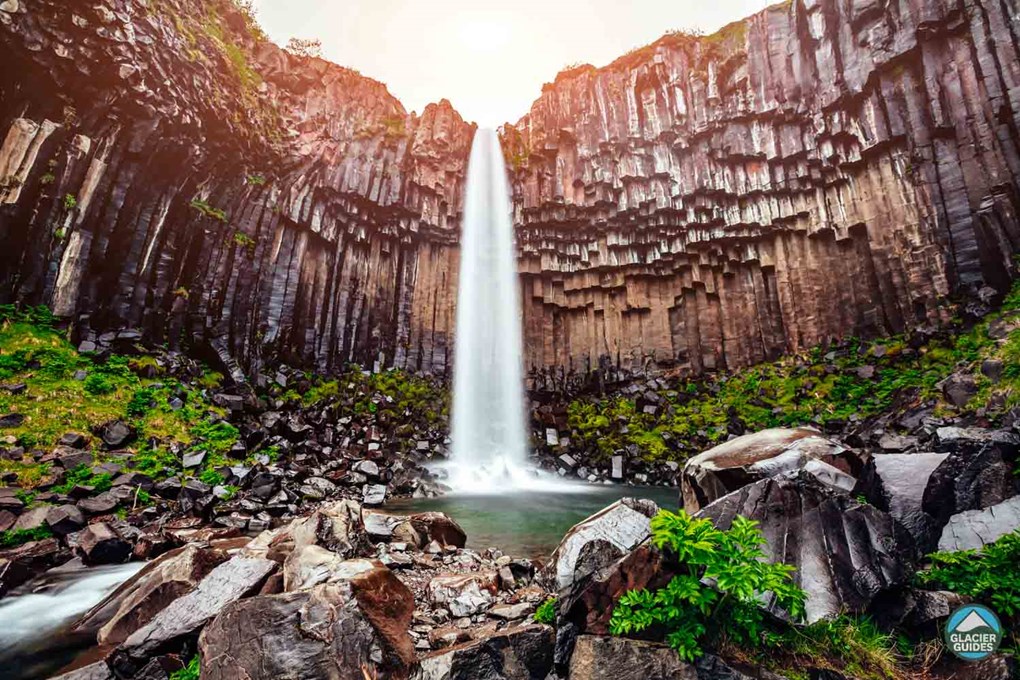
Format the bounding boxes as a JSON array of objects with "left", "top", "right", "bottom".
[
  {"left": 503, "top": 0, "right": 1020, "bottom": 381},
  {"left": 2, "top": 0, "right": 1020, "bottom": 383},
  {"left": 0, "top": 0, "right": 473, "bottom": 379}
]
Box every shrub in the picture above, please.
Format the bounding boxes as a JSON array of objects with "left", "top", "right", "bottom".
[
  {"left": 534, "top": 597, "right": 557, "bottom": 625},
  {"left": 63, "top": 193, "right": 78, "bottom": 210},
  {"left": 198, "top": 468, "right": 225, "bottom": 486},
  {"left": 915, "top": 530, "right": 1020, "bottom": 617},
  {"left": 127, "top": 387, "right": 158, "bottom": 418},
  {"left": 84, "top": 373, "right": 116, "bottom": 395},
  {"left": 609, "top": 510, "right": 806, "bottom": 661}
]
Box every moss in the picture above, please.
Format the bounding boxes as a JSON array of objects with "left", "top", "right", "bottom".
[
  {"left": 0, "top": 525, "right": 55, "bottom": 548},
  {"left": 190, "top": 198, "right": 228, "bottom": 223}
]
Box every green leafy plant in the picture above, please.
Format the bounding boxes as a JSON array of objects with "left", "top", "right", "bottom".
[
  {"left": 169, "top": 655, "right": 200, "bottom": 680},
  {"left": 84, "top": 373, "right": 116, "bottom": 395},
  {"left": 126, "top": 387, "right": 158, "bottom": 418},
  {"left": 63, "top": 193, "right": 78, "bottom": 210},
  {"left": 609, "top": 510, "right": 806, "bottom": 661},
  {"left": 534, "top": 597, "right": 557, "bottom": 625},
  {"left": 0, "top": 525, "right": 54, "bottom": 548},
  {"left": 198, "top": 468, "right": 225, "bottom": 486},
  {"left": 915, "top": 530, "right": 1020, "bottom": 617},
  {"left": 246, "top": 174, "right": 266, "bottom": 186}
]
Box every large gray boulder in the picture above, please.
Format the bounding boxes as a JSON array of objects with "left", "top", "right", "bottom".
[
  {"left": 922, "top": 443, "right": 1019, "bottom": 528},
  {"left": 412, "top": 625, "right": 554, "bottom": 680},
  {"left": 698, "top": 472, "right": 914, "bottom": 623},
  {"left": 854, "top": 452, "right": 948, "bottom": 552},
  {"left": 75, "top": 543, "right": 228, "bottom": 646},
  {"left": 285, "top": 499, "right": 369, "bottom": 558},
  {"left": 117, "top": 555, "right": 277, "bottom": 662},
  {"left": 200, "top": 563, "right": 416, "bottom": 680},
  {"left": 545, "top": 498, "right": 659, "bottom": 593},
  {"left": 568, "top": 636, "right": 694, "bottom": 680},
  {"left": 427, "top": 571, "right": 500, "bottom": 617},
  {"left": 681, "top": 428, "right": 859, "bottom": 513},
  {"left": 937, "top": 496, "right": 1020, "bottom": 552}
]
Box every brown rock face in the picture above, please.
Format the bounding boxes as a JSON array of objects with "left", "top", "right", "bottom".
[
  {"left": 503, "top": 0, "right": 1020, "bottom": 381},
  {"left": 2, "top": 0, "right": 1020, "bottom": 380},
  {"left": 0, "top": 0, "right": 472, "bottom": 378}
]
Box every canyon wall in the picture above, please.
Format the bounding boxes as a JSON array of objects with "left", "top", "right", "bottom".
[
  {"left": 504, "top": 0, "right": 1020, "bottom": 382},
  {"left": 0, "top": 0, "right": 473, "bottom": 380},
  {"left": 2, "top": 0, "right": 1020, "bottom": 383}
]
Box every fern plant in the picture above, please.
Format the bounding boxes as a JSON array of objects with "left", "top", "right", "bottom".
[
  {"left": 609, "top": 510, "right": 806, "bottom": 661},
  {"left": 916, "top": 530, "right": 1020, "bottom": 617}
]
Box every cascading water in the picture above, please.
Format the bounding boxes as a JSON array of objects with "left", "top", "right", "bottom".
[{"left": 446, "top": 128, "right": 531, "bottom": 492}]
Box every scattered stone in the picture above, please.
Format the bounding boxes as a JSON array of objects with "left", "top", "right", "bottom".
[
  {"left": 99, "top": 420, "right": 136, "bottom": 448},
  {"left": 0, "top": 413, "right": 25, "bottom": 428},
  {"left": 362, "top": 483, "right": 387, "bottom": 506},
  {"left": 413, "top": 626, "right": 554, "bottom": 680},
  {"left": 428, "top": 571, "right": 499, "bottom": 617},
  {"left": 569, "top": 635, "right": 695, "bottom": 680}
]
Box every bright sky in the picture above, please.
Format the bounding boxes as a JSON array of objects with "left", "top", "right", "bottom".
[{"left": 253, "top": 0, "right": 774, "bottom": 126}]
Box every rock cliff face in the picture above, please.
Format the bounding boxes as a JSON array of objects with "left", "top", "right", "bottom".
[
  {"left": 2, "top": 0, "right": 1020, "bottom": 382},
  {"left": 0, "top": 0, "right": 473, "bottom": 379},
  {"left": 503, "top": 0, "right": 1020, "bottom": 381}
]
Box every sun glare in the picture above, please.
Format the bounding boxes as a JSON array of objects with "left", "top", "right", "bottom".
[{"left": 455, "top": 15, "right": 512, "bottom": 54}]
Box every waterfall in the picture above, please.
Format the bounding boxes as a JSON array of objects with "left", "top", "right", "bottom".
[{"left": 448, "top": 128, "right": 529, "bottom": 491}]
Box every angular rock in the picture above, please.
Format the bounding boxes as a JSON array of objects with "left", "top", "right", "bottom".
[
  {"left": 681, "top": 428, "right": 858, "bottom": 513},
  {"left": 363, "top": 483, "right": 387, "bottom": 506},
  {"left": 118, "top": 555, "right": 277, "bottom": 661},
  {"left": 569, "top": 635, "right": 694, "bottom": 680},
  {"left": 0, "top": 537, "right": 69, "bottom": 596},
  {"left": 99, "top": 420, "right": 136, "bottom": 448},
  {"left": 545, "top": 498, "right": 659, "bottom": 592},
  {"left": 854, "top": 452, "right": 948, "bottom": 552},
  {"left": 413, "top": 625, "right": 554, "bottom": 680},
  {"left": 285, "top": 499, "right": 368, "bottom": 558},
  {"left": 46, "top": 504, "right": 86, "bottom": 535},
  {"left": 937, "top": 496, "right": 1020, "bottom": 552},
  {"left": 428, "top": 571, "right": 499, "bottom": 617},
  {"left": 78, "top": 523, "right": 132, "bottom": 565},
  {"left": 698, "top": 472, "right": 914, "bottom": 623},
  {"left": 76, "top": 543, "right": 228, "bottom": 646},
  {"left": 200, "top": 565, "right": 415, "bottom": 680}
]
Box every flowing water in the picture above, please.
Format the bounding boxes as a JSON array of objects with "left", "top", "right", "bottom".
[
  {"left": 388, "top": 485, "right": 678, "bottom": 558},
  {"left": 0, "top": 560, "right": 142, "bottom": 679},
  {"left": 446, "top": 127, "right": 534, "bottom": 492}
]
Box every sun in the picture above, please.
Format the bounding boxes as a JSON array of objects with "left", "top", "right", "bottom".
[{"left": 455, "top": 14, "right": 512, "bottom": 54}]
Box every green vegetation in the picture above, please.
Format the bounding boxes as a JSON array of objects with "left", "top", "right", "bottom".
[
  {"left": 63, "top": 194, "right": 77, "bottom": 210},
  {"left": 0, "top": 525, "right": 54, "bottom": 548},
  {"left": 534, "top": 597, "right": 557, "bottom": 625},
  {"left": 40, "top": 172, "right": 55, "bottom": 186},
  {"left": 570, "top": 283, "right": 1020, "bottom": 463},
  {"left": 232, "top": 231, "right": 256, "bottom": 254},
  {"left": 0, "top": 305, "right": 228, "bottom": 483},
  {"left": 52, "top": 464, "right": 111, "bottom": 495},
  {"left": 246, "top": 174, "right": 266, "bottom": 186},
  {"left": 610, "top": 510, "right": 806, "bottom": 661},
  {"left": 772, "top": 616, "right": 902, "bottom": 680},
  {"left": 916, "top": 530, "right": 1020, "bottom": 619},
  {"left": 169, "top": 655, "right": 201, "bottom": 680},
  {"left": 294, "top": 368, "right": 447, "bottom": 426},
  {"left": 190, "top": 198, "right": 228, "bottom": 222}
]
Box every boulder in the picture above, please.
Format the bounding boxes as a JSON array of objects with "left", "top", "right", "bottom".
[
  {"left": 78, "top": 492, "right": 120, "bottom": 515},
  {"left": 412, "top": 625, "right": 554, "bottom": 680},
  {"left": 545, "top": 498, "right": 659, "bottom": 593},
  {"left": 698, "top": 472, "right": 914, "bottom": 623},
  {"left": 282, "top": 546, "right": 376, "bottom": 592},
  {"left": 50, "top": 661, "right": 116, "bottom": 680},
  {"left": 568, "top": 635, "right": 694, "bottom": 680},
  {"left": 367, "top": 511, "right": 468, "bottom": 550},
  {"left": 200, "top": 564, "right": 415, "bottom": 680},
  {"left": 286, "top": 499, "right": 368, "bottom": 559},
  {"left": 363, "top": 483, "right": 387, "bottom": 506},
  {"left": 681, "top": 428, "right": 859, "bottom": 513},
  {"left": 0, "top": 537, "right": 70, "bottom": 596},
  {"left": 117, "top": 555, "right": 277, "bottom": 662},
  {"left": 428, "top": 571, "right": 500, "bottom": 617},
  {"left": 937, "top": 496, "right": 1020, "bottom": 552},
  {"left": 45, "top": 504, "right": 86, "bottom": 535},
  {"left": 922, "top": 443, "right": 1019, "bottom": 528},
  {"left": 854, "top": 452, "right": 948, "bottom": 552},
  {"left": 78, "top": 523, "right": 132, "bottom": 565},
  {"left": 75, "top": 543, "right": 228, "bottom": 646}
]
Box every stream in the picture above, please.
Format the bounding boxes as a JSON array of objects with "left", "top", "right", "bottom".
[{"left": 0, "top": 559, "right": 143, "bottom": 680}]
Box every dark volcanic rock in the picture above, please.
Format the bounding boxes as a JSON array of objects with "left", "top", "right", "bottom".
[
  {"left": 937, "top": 496, "right": 1020, "bottom": 552},
  {"left": 412, "top": 625, "right": 554, "bottom": 680},
  {"left": 78, "top": 523, "right": 132, "bottom": 565},
  {"left": 0, "top": 537, "right": 70, "bottom": 596},
  {"left": 200, "top": 565, "right": 415, "bottom": 680},
  {"left": 568, "top": 635, "right": 694, "bottom": 680},
  {"left": 681, "top": 428, "right": 858, "bottom": 513},
  {"left": 99, "top": 420, "right": 136, "bottom": 449},
  {"left": 117, "top": 556, "right": 277, "bottom": 662},
  {"left": 698, "top": 472, "right": 914, "bottom": 623},
  {"left": 854, "top": 452, "right": 948, "bottom": 553}
]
